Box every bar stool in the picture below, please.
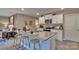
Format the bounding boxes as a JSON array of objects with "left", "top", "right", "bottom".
[
  {"left": 30, "top": 39, "right": 40, "bottom": 50},
  {"left": 20, "top": 36, "right": 30, "bottom": 49}
]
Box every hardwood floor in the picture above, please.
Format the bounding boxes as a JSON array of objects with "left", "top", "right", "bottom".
[
  {"left": 1, "top": 40, "right": 79, "bottom": 50},
  {"left": 56, "top": 40, "right": 79, "bottom": 50}
]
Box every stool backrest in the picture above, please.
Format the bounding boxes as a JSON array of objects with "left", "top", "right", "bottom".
[{"left": 20, "top": 36, "right": 29, "bottom": 47}]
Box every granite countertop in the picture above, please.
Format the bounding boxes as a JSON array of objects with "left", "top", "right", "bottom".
[{"left": 33, "top": 31, "right": 57, "bottom": 40}]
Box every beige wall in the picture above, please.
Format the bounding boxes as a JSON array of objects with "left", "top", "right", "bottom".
[
  {"left": 0, "top": 16, "right": 9, "bottom": 27},
  {"left": 14, "top": 14, "right": 37, "bottom": 30}
]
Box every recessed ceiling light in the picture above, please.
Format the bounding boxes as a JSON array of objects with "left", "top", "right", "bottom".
[
  {"left": 36, "top": 13, "right": 39, "bottom": 15},
  {"left": 21, "top": 8, "right": 24, "bottom": 11}
]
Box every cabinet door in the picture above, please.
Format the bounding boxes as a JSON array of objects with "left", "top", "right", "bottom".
[
  {"left": 52, "top": 15, "right": 57, "bottom": 23},
  {"left": 57, "top": 14, "right": 63, "bottom": 23},
  {"left": 39, "top": 17, "right": 45, "bottom": 24},
  {"left": 44, "top": 14, "right": 53, "bottom": 19},
  {"left": 52, "top": 14, "right": 63, "bottom": 24}
]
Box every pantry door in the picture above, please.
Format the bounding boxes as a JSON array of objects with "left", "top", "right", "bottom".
[
  {"left": 64, "top": 14, "right": 78, "bottom": 42},
  {"left": 75, "top": 14, "right": 79, "bottom": 42}
]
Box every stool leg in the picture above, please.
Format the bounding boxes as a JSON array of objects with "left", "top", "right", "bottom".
[
  {"left": 34, "top": 43, "right": 36, "bottom": 50},
  {"left": 28, "top": 39, "right": 30, "bottom": 48},
  {"left": 39, "top": 42, "right": 41, "bottom": 50}
]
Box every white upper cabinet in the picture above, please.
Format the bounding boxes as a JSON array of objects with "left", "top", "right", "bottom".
[
  {"left": 39, "top": 16, "right": 45, "bottom": 24},
  {"left": 39, "top": 14, "right": 63, "bottom": 24},
  {"left": 52, "top": 14, "right": 63, "bottom": 24},
  {"left": 39, "top": 14, "right": 53, "bottom": 24},
  {"left": 44, "top": 14, "right": 53, "bottom": 19}
]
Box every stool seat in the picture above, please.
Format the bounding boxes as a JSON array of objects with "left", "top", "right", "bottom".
[
  {"left": 30, "top": 39, "right": 40, "bottom": 50},
  {"left": 31, "top": 39, "right": 39, "bottom": 44},
  {"left": 22, "top": 36, "right": 29, "bottom": 38}
]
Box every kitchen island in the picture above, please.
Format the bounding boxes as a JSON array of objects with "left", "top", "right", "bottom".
[
  {"left": 0, "top": 31, "right": 57, "bottom": 50},
  {"left": 28, "top": 31, "right": 57, "bottom": 50}
]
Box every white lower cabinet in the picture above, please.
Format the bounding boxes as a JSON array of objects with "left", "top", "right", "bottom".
[
  {"left": 51, "top": 29, "right": 63, "bottom": 41},
  {"left": 57, "top": 30, "right": 63, "bottom": 41}
]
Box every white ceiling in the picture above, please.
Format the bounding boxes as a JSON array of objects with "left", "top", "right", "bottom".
[
  {"left": 0, "top": 8, "right": 78, "bottom": 18},
  {"left": 0, "top": 8, "right": 61, "bottom": 17}
]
